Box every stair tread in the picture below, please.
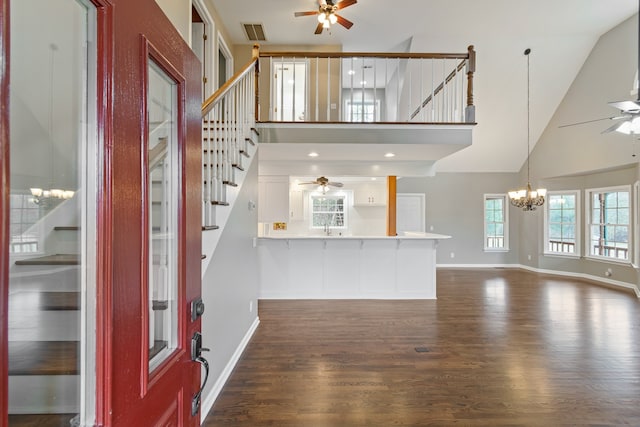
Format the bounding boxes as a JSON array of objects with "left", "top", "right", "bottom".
[
  {"left": 202, "top": 225, "right": 220, "bottom": 231},
  {"left": 15, "top": 254, "right": 79, "bottom": 266},
  {"left": 9, "top": 341, "right": 78, "bottom": 376},
  {"left": 211, "top": 201, "right": 229, "bottom": 206},
  {"left": 9, "top": 413, "right": 77, "bottom": 427},
  {"left": 53, "top": 226, "right": 79, "bottom": 231},
  {"left": 10, "top": 291, "right": 80, "bottom": 311}
]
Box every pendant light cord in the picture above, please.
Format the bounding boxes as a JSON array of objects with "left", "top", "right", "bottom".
[{"left": 525, "top": 48, "right": 531, "bottom": 185}]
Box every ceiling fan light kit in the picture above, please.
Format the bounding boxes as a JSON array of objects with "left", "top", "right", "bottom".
[
  {"left": 509, "top": 48, "right": 547, "bottom": 211},
  {"left": 295, "top": 0, "right": 357, "bottom": 34}
]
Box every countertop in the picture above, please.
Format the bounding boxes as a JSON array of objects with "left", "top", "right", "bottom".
[{"left": 258, "top": 233, "right": 451, "bottom": 240}]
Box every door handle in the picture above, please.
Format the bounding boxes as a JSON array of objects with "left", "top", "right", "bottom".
[{"left": 191, "top": 331, "right": 210, "bottom": 416}]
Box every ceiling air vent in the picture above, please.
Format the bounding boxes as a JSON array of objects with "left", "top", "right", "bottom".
[{"left": 243, "top": 23, "right": 266, "bottom": 42}]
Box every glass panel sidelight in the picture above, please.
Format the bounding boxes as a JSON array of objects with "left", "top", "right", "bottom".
[
  {"left": 8, "top": 0, "right": 97, "bottom": 424},
  {"left": 147, "top": 60, "right": 179, "bottom": 372}
]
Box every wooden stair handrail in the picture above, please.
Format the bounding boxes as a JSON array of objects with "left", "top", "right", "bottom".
[
  {"left": 202, "top": 45, "right": 260, "bottom": 117},
  {"left": 260, "top": 51, "right": 470, "bottom": 60}
]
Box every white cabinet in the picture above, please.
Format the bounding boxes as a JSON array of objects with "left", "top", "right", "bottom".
[
  {"left": 289, "top": 190, "right": 304, "bottom": 221},
  {"left": 353, "top": 182, "right": 387, "bottom": 206},
  {"left": 258, "top": 176, "right": 289, "bottom": 222}
]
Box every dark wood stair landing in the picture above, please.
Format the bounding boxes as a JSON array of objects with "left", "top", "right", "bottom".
[
  {"left": 15, "top": 254, "right": 79, "bottom": 266},
  {"left": 9, "top": 413, "right": 77, "bottom": 427},
  {"left": 8, "top": 341, "right": 79, "bottom": 376}
]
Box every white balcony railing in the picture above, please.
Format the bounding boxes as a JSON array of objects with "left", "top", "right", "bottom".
[{"left": 257, "top": 46, "right": 476, "bottom": 124}]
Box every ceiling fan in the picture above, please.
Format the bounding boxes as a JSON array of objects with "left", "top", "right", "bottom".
[
  {"left": 294, "top": 0, "right": 357, "bottom": 35},
  {"left": 298, "top": 176, "right": 344, "bottom": 191},
  {"left": 560, "top": 0, "right": 640, "bottom": 134}
]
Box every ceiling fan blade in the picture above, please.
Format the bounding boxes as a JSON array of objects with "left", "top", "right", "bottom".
[
  {"left": 609, "top": 100, "right": 640, "bottom": 112},
  {"left": 558, "top": 116, "right": 625, "bottom": 128},
  {"left": 602, "top": 120, "right": 628, "bottom": 134},
  {"left": 335, "top": 14, "right": 354, "bottom": 29},
  {"left": 298, "top": 181, "right": 319, "bottom": 185},
  {"left": 336, "top": 0, "right": 357, "bottom": 10},
  {"left": 314, "top": 22, "right": 324, "bottom": 34},
  {"left": 327, "top": 182, "right": 344, "bottom": 187},
  {"left": 294, "top": 11, "right": 318, "bottom": 17}
]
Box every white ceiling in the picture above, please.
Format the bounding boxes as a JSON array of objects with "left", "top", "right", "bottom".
[{"left": 211, "top": 0, "right": 638, "bottom": 173}]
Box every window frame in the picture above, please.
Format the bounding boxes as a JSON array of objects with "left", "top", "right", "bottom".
[
  {"left": 543, "top": 190, "right": 581, "bottom": 258},
  {"left": 483, "top": 194, "right": 509, "bottom": 252},
  {"left": 585, "top": 185, "right": 632, "bottom": 264},
  {"left": 309, "top": 192, "right": 348, "bottom": 230}
]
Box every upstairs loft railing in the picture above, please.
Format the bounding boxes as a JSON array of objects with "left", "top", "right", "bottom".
[{"left": 257, "top": 46, "right": 476, "bottom": 124}]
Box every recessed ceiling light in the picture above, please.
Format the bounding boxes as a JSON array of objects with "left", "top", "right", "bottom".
[
  {"left": 360, "top": 80, "right": 367, "bottom": 85},
  {"left": 384, "top": 152, "right": 395, "bottom": 158},
  {"left": 308, "top": 152, "right": 319, "bottom": 157},
  {"left": 348, "top": 70, "right": 355, "bottom": 75},
  {"left": 371, "top": 177, "right": 377, "bottom": 181}
]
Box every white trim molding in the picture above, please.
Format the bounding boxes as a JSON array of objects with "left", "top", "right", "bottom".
[
  {"left": 436, "top": 263, "right": 640, "bottom": 298},
  {"left": 200, "top": 316, "right": 260, "bottom": 423}
]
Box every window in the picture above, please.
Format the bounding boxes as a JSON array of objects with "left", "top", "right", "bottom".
[
  {"left": 311, "top": 195, "right": 346, "bottom": 229},
  {"left": 9, "top": 192, "right": 42, "bottom": 253},
  {"left": 484, "top": 194, "right": 508, "bottom": 251},
  {"left": 544, "top": 191, "right": 580, "bottom": 256},
  {"left": 586, "top": 186, "right": 631, "bottom": 262},
  {"left": 345, "top": 100, "right": 380, "bottom": 122}
]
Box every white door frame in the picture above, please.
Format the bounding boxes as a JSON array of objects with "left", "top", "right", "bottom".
[{"left": 191, "top": 0, "right": 215, "bottom": 98}]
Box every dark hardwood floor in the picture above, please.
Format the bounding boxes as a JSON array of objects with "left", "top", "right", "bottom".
[{"left": 204, "top": 268, "right": 640, "bottom": 426}]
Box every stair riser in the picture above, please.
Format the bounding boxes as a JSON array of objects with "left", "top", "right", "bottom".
[
  {"left": 9, "top": 311, "right": 79, "bottom": 341},
  {"left": 8, "top": 375, "right": 79, "bottom": 414},
  {"left": 9, "top": 266, "right": 79, "bottom": 292}
]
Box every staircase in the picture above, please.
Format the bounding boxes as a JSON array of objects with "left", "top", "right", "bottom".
[
  {"left": 201, "top": 52, "right": 259, "bottom": 270},
  {"left": 8, "top": 222, "right": 81, "bottom": 425}
]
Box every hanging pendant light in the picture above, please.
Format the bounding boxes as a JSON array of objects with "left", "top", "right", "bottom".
[
  {"left": 31, "top": 43, "right": 75, "bottom": 205},
  {"left": 509, "top": 48, "right": 546, "bottom": 211}
]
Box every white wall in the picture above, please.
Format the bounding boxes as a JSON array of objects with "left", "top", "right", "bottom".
[
  {"left": 200, "top": 155, "right": 260, "bottom": 411},
  {"left": 155, "top": 0, "right": 190, "bottom": 42}
]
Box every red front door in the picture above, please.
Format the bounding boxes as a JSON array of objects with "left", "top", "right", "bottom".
[
  {"left": 0, "top": 0, "right": 203, "bottom": 425},
  {"left": 104, "top": 1, "right": 203, "bottom": 426}
]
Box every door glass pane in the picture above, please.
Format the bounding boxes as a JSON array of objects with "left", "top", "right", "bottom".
[
  {"left": 147, "top": 60, "right": 179, "bottom": 372},
  {"left": 8, "top": 0, "right": 95, "bottom": 424}
]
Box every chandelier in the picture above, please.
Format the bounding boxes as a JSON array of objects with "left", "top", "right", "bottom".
[{"left": 508, "top": 48, "right": 546, "bottom": 211}]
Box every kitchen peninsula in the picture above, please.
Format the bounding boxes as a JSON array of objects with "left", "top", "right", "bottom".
[{"left": 257, "top": 233, "right": 450, "bottom": 299}]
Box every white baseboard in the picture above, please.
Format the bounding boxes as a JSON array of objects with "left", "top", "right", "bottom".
[
  {"left": 200, "top": 316, "right": 260, "bottom": 424},
  {"left": 437, "top": 263, "right": 640, "bottom": 298}
]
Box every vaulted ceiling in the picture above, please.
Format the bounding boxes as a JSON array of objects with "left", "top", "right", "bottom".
[{"left": 210, "top": 0, "right": 638, "bottom": 173}]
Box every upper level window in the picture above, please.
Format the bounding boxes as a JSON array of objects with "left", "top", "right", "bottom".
[
  {"left": 345, "top": 100, "right": 380, "bottom": 123},
  {"left": 586, "top": 186, "right": 631, "bottom": 262},
  {"left": 544, "top": 191, "right": 580, "bottom": 256},
  {"left": 484, "top": 194, "right": 508, "bottom": 251},
  {"left": 311, "top": 194, "right": 346, "bottom": 229}
]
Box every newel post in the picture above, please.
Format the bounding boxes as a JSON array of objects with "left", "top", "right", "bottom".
[
  {"left": 466, "top": 45, "right": 476, "bottom": 123},
  {"left": 252, "top": 44, "right": 260, "bottom": 122}
]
